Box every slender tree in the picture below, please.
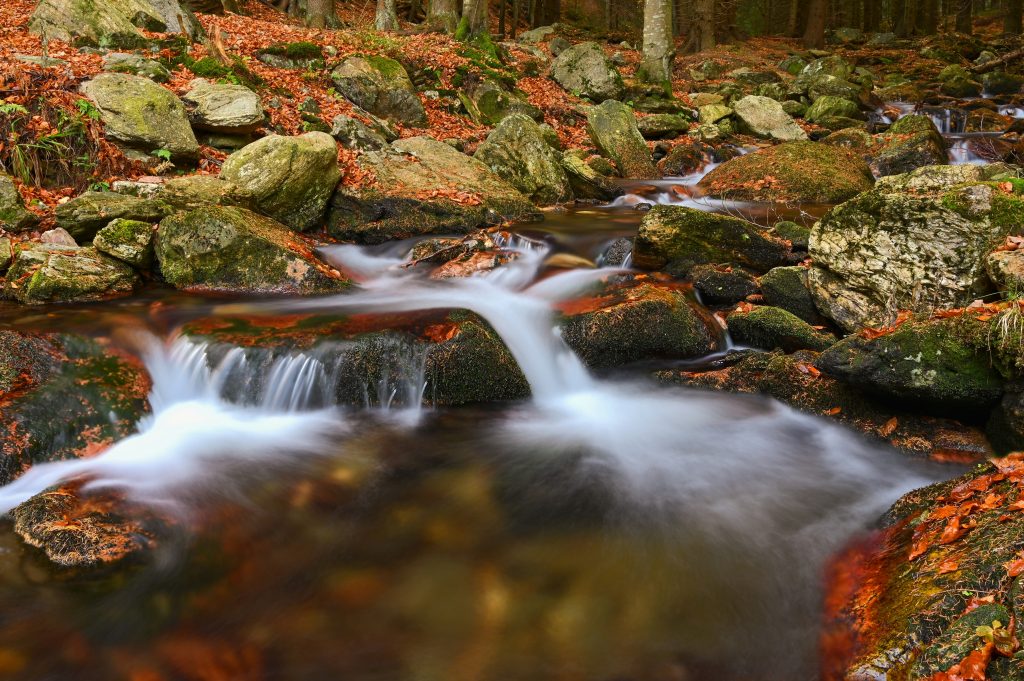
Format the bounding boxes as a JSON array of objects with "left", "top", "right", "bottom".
[
  {"left": 536, "top": 0, "right": 560, "bottom": 25},
  {"left": 803, "top": 0, "right": 826, "bottom": 46},
  {"left": 305, "top": 0, "right": 336, "bottom": 26},
  {"left": 956, "top": 0, "right": 973, "bottom": 32},
  {"left": 457, "top": 0, "right": 489, "bottom": 37},
  {"left": 426, "top": 0, "right": 459, "bottom": 31},
  {"left": 684, "top": 0, "right": 716, "bottom": 52},
  {"left": 375, "top": 0, "right": 399, "bottom": 29},
  {"left": 1006, "top": 0, "right": 1023, "bottom": 33},
  {"left": 639, "top": 0, "right": 675, "bottom": 83}
]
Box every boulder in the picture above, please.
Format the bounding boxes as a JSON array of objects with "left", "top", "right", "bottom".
[
  {"left": 155, "top": 205, "right": 350, "bottom": 294},
  {"left": 518, "top": 25, "right": 556, "bottom": 44},
  {"left": 29, "top": 0, "right": 200, "bottom": 48},
  {"left": 728, "top": 306, "right": 833, "bottom": 352},
  {"left": 636, "top": 113, "right": 692, "bottom": 139},
  {"left": 2, "top": 244, "right": 140, "bottom": 304},
  {"left": 560, "top": 153, "right": 623, "bottom": 201},
  {"left": 796, "top": 74, "right": 863, "bottom": 102},
  {"left": 771, "top": 220, "right": 812, "bottom": 250},
  {"left": 690, "top": 264, "right": 758, "bottom": 305},
  {"left": 805, "top": 95, "right": 862, "bottom": 123},
  {"left": 255, "top": 42, "right": 324, "bottom": 70},
  {"left": 93, "top": 218, "right": 155, "bottom": 268},
  {"left": 473, "top": 113, "right": 572, "bottom": 205},
  {"left": 987, "top": 249, "right": 1024, "bottom": 292},
  {"left": 39, "top": 228, "right": 77, "bottom": 246},
  {"left": 219, "top": 132, "right": 341, "bottom": 231},
  {"left": 181, "top": 79, "right": 265, "bottom": 133},
  {"left": 0, "top": 173, "right": 38, "bottom": 232},
  {"left": 149, "top": 175, "right": 254, "bottom": 211},
  {"left": 698, "top": 141, "right": 874, "bottom": 204},
  {"left": 759, "top": 266, "right": 819, "bottom": 323},
  {"left": 459, "top": 76, "right": 543, "bottom": 126},
  {"left": 329, "top": 55, "right": 427, "bottom": 127},
  {"left": 0, "top": 238, "right": 11, "bottom": 274},
  {"left": 329, "top": 114, "right": 391, "bottom": 152},
  {"left": 55, "top": 190, "right": 171, "bottom": 242},
  {"left": 658, "top": 142, "right": 708, "bottom": 176},
  {"left": 873, "top": 114, "right": 948, "bottom": 177},
  {"left": 731, "top": 95, "right": 807, "bottom": 141},
  {"left": 983, "top": 70, "right": 1023, "bottom": 95},
  {"left": 102, "top": 52, "right": 171, "bottom": 82},
  {"left": 808, "top": 164, "right": 1021, "bottom": 331},
  {"left": 698, "top": 104, "right": 732, "bottom": 124},
  {"left": 80, "top": 73, "right": 199, "bottom": 160},
  {"left": 586, "top": 100, "right": 658, "bottom": 178},
  {"left": 550, "top": 42, "right": 625, "bottom": 103},
  {"left": 633, "top": 205, "right": 790, "bottom": 274}
]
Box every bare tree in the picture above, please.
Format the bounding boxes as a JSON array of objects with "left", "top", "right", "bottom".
[
  {"left": 684, "top": 0, "right": 715, "bottom": 52},
  {"left": 375, "top": 0, "right": 399, "bottom": 29},
  {"left": 639, "top": 0, "right": 674, "bottom": 83},
  {"left": 426, "top": 0, "right": 459, "bottom": 31},
  {"left": 803, "top": 0, "right": 826, "bottom": 47},
  {"left": 305, "top": 0, "right": 337, "bottom": 26},
  {"left": 457, "top": 0, "right": 489, "bottom": 37},
  {"left": 1006, "top": 0, "right": 1023, "bottom": 33}
]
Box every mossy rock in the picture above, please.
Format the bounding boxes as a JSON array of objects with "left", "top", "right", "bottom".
[
  {"left": 760, "top": 266, "right": 818, "bottom": 323},
  {"left": 549, "top": 41, "right": 624, "bottom": 103},
  {"left": 473, "top": 113, "right": 572, "bottom": 205},
  {"left": 102, "top": 52, "right": 171, "bottom": 82},
  {"left": 690, "top": 264, "right": 757, "bottom": 305},
  {"left": 586, "top": 100, "right": 658, "bottom": 178},
  {"left": 2, "top": 244, "right": 140, "bottom": 304},
  {"left": 0, "top": 173, "right": 39, "bottom": 233},
  {"left": 93, "top": 218, "right": 155, "bottom": 268},
  {"left": 771, "top": 221, "right": 812, "bottom": 250},
  {"left": 29, "top": 0, "right": 201, "bottom": 49},
  {"left": 55, "top": 191, "right": 171, "bottom": 242},
  {"left": 561, "top": 153, "right": 623, "bottom": 201},
  {"left": 728, "top": 305, "right": 832, "bottom": 352},
  {"left": 330, "top": 55, "right": 427, "bottom": 127},
  {"left": 805, "top": 95, "right": 862, "bottom": 124}
]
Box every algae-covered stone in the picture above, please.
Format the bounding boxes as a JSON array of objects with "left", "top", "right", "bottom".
[
  {"left": 560, "top": 153, "right": 623, "bottom": 201},
  {"left": 93, "top": 218, "right": 155, "bottom": 268},
  {"left": 698, "top": 141, "right": 874, "bottom": 204},
  {"left": 55, "top": 191, "right": 171, "bottom": 242},
  {"left": 220, "top": 132, "right": 341, "bottom": 231},
  {"left": 559, "top": 280, "right": 719, "bottom": 368},
  {"left": 80, "top": 73, "right": 199, "bottom": 160},
  {"left": 805, "top": 95, "right": 862, "bottom": 123},
  {"left": 460, "top": 76, "right": 543, "bottom": 126},
  {"left": 817, "top": 317, "right": 1003, "bottom": 409},
  {"left": 760, "top": 266, "right": 818, "bottom": 323},
  {"left": 102, "top": 52, "right": 171, "bottom": 82},
  {"left": 874, "top": 115, "right": 947, "bottom": 177},
  {"left": 636, "top": 113, "right": 692, "bottom": 139},
  {"left": 634, "top": 205, "right": 790, "bottom": 273},
  {"left": 690, "top": 264, "right": 757, "bottom": 305},
  {"left": 2, "top": 244, "right": 140, "bottom": 304},
  {"left": 658, "top": 142, "right": 708, "bottom": 176},
  {"left": 550, "top": 41, "right": 625, "bottom": 102},
  {"left": 0, "top": 173, "right": 39, "bottom": 233},
  {"left": 983, "top": 70, "right": 1023, "bottom": 96},
  {"left": 586, "top": 100, "right": 658, "bottom": 178},
  {"left": 699, "top": 104, "right": 732, "bottom": 125},
  {"left": 728, "top": 305, "right": 832, "bottom": 352},
  {"left": 732, "top": 96, "right": 807, "bottom": 141},
  {"left": 156, "top": 205, "right": 349, "bottom": 294},
  {"left": 29, "top": 0, "right": 201, "bottom": 48},
  {"left": 330, "top": 55, "right": 427, "bottom": 127},
  {"left": 182, "top": 78, "right": 265, "bottom": 133},
  {"left": 473, "top": 113, "right": 572, "bottom": 205},
  {"left": 771, "top": 221, "right": 812, "bottom": 250}
]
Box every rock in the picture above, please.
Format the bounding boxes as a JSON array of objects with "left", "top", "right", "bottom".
[
  {"left": 941, "top": 76, "right": 982, "bottom": 98},
  {"left": 330, "top": 55, "right": 427, "bottom": 127},
  {"left": 822, "top": 127, "right": 873, "bottom": 151},
  {"left": 102, "top": 52, "right": 171, "bottom": 82},
  {"left": 633, "top": 205, "right": 790, "bottom": 274},
  {"left": 155, "top": 206, "right": 349, "bottom": 294},
  {"left": 983, "top": 70, "right": 1023, "bottom": 95},
  {"left": 779, "top": 55, "right": 808, "bottom": 76},
  {"left": 987, "top": 382, "right": 1024, "bottom": 453},
  {"left": 29, "top": 0, "right": 200, "bottom": 48},
  {"left": 868, "top": 31, "right": 896, "bottom": 45},
  {"left": 560, "top": 153, "right": 623, "bottom": 201},
  {"left": 94, "top": 218, "right": 155, "bottom": 268},
  {"left": 219, "top": 132, "right": 341, "bottom": 231},
  {"left": 698, "top": 141, "right": 874, "bottom": 204},
  {"left": 55, "top": 191, "right": 170, "bottom": 242},
  {"left": 559, "top": 280, "right": 720, "bottom": 368},
  {"left": 80, "top": 73, "right": 199, "bottom": 161},
  {"left": 518, "top": 25, "right": 556, "bottom": 44},
  {"left": 698, "top": 103, "right": 733, "bottom": 124},
  {"left": 550, "top": 42, "right": 625, "bottom": 103},
  {"left": 0, "top": 331, "right": 149, "bottom": 485},
  {"left": 329, "top": 114, "right": 390, "bottom": 152},
  {"left": 636, "top": 113, "right": 692, "bottom": 139},
  {"left": 729, "top": 68, "right": 782, "bottom": 87},
  {"left": 690, "top": 264, "right": 757, "bottom": 305},
  {"left": 473, "top": 113, "right": 572, "bottom": 204},
  {"left": 459, "top": 76, "right": 542, "bottom": 126},
  {"left": 2, "top": 244, "right": 140, "bottom": 304},
  {"left": 152, "top": 175, "right": 254, "bottom": 211},
  {"left": 255, "top": 42, "right": 324, "bottom": 70},
  {"left": 181, "top": 79, "right": 265, "bottom": 134},
  {"left": 0, "top": 238, "right": 11, "bottom": 274},
  {"left": 690, "top": 59, "right": 725, "bottom": 81},
  {"left": 731, "top": 95, "right": 807, "bottom": 141},
  {"left": 548, "top": 36, "right": 570, "bottom": 56},
  {"left": 988, "top": 249, "right": 1024, "bottom": 292},
  {"left": 759, "top": 266, "right": 818, "bottom": 323},
  {"left": 829, "top": 27, "right": 863, "bottom": 44},
  {"left": 0, "top": 173, "right": 39, "bottom": 232},
  {"left": 874, "top": 116, "right": 948, "bottom": 177},
  {"left": 728, "top": 306, "right": 833, "bottom": 352},
  {"left": 875, "top": 83, "right": 923, "bottom": 101},
  {"left": 14, "top": 54, "right": 68, "bottom": 68},
  {"left": 586, "top": 100, "right": 658, "bottom": 178},
  {"left": 771, "top": 221, "right": 812, "bottom": 250},
  {"left": 805, "top": 95, "right": 862, "bottom": 123},
  {"left": 800, "top": 74, "right": 863, "bottom": 102},
  {"left": 40, "top": 228, "right": 77, "bottom": 246},
  {"left": 808, "top": 164, "right": 1021, "bottom": 331}
]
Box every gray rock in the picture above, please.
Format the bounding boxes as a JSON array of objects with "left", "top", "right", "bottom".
[
  {"left": 550, "top": 42, "right": 624, "bottom": 103},
  {"left": 561, "top": 153, "right": 622, "bottom": 201},
  {"left": 459, "top": 76, "right": 542, "bottom": 126},
  {"left": 518, "top": 25, "right": 556, "bottom": 44},
  {"left": 93, "top": 218, "right": 155, "bottom": 268},
  {"left": 636, "top": 113, "right": 692, "bottom": 139},
  {"left": 329, "top": 114, "right": 390, "bottom": 152},
  {"left": 55, "top": 191, "right": 171, "bottom": 242},
  {"left": 29, "top": 0, "right": 201, "bottom": 48},
  {"left": 102, "top": 53, "right": 171, "bottom": 82},
  {"left": 0, "top": 174, "right": 38, "bottom": 233},
  {"left": 586, "top": 100, "right": 657, "bottom": 178},
  {"left": 473, "top": 113, "right": 572, "bottom": 204},
  {"left": 39, "top": 228, "right": 77, "bottom": 246},
  {"left": 732, "top": 95, "right": 807, "bottom": 141},
  {"left": 2, "top": 244, "right": 139, "bottom": 304},
  {"left": 330, "top": 55, "right": 427, "bottom": 128},
  {"left": 181, "top": 79, "right": 265, "bottom": 133}
]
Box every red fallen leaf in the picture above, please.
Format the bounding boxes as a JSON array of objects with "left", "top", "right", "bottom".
[
  {"left": 938, "top": 558, "right": 960, "bottom": 574},
  {"left": 909, "top": 532, "right": 935, "bottom": 560},
  {"left": 932, "top": 505, "right": 960, "bottom": 520},
  {"left": 824, "top": 407, "right": 842, "bottom": 416},
  {"left": 879, "top": 417, "right": 899, "bottom": 437},
  {"left": 982, "top": 493, "right": 1004, "bottom": 509},
  {"left": 422, "top": 322, "right": 461, "bottom": 343},
  {"left": 795, "top": 362, "right": 821, "bottom": 377},
  {"left": 1000, "top": 181, "right": 1015, "bottom": 194},
  {"left": 1006, "top": 555, "right": 1024, "bottom": 577},
  {"left": 938, "top": 516, "right": 967, "bottom": 544},
  {"left": 1009, "top": 499, "right": 1024, "bottom": 511},
  {"left": 965, "top": 595, "right": 996, "bottom": 613},
  {"left": 928, "top": 642, "right": 993, "bottom": 681}
]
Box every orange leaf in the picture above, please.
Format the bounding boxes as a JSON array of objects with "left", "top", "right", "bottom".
[
  {"left": 938, "top": 558, "right": 960, "bottom": 574},
  {"left": 879, "top": 417, "right": 899, "bottom": 437}
]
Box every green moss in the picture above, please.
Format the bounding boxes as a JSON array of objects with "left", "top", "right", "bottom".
[
  {"left": 727, "top": 306, "right": 832, "bottom": 352},
  {"left": 263, "top": 41, "right": 322, "bottom": 59}
]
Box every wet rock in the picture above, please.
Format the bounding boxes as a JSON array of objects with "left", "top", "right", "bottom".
[
  {"left": 633, "top": 205, "right": 790, "bottom": 274},
  {"left": 182, "top": 78, "right": 265, "bottom": 134},
  {"left": 93, "top": 218, "right": 155, "bottom": 269},
  {"left": 329, "top": 114, "right": 390, "bottom": 152},
  {"left": 219, "top": 132, "right": 340, "bottom": 231},
  {"left": 29, "top": 0, "right": 200, "bottom": 48},
  {"left": 698, "top": 141, "right": 874, "bottom": 204},
  {"left": 771, "top": 221, "right": 812, "bottom": 250},
  {"left": 816, "top": 317, "right": 1003, "bottom": 411},
  {"left": 550, "top": 42, "right": 625, "bottom": 102},
  {"left": 0, "top": 174, "right": 39, "bottom": 233},
  {"left": 330, "top": 55, "right": 427, "bottom": 128},
  {"left": 102, "top": 52, "right": 171, "bottom": 82},
  {"left": 80, "top": 73, "right": 199, "bottom": 161},
  {"left": 728, "top": 306, "right": 832, "bottom": 352},
  {"left": 155, "top": 205, "right": 349, "bottom": 294},
  {"left": 657, "top": 142, "right": 707, "bottom": 176},
  {"left": 459, "top": 76, "right": 542, "bottom": 126},
  {"left": 559, "top": 280, "right": 719, "bottom": 368},
  {"left": 808, "top": 164, "right": 1020, "bottom": 331},
  {"left": 473, "top": 113, "right": 572, "bottom": 204},
  {"left": 55, "top": 191, "right": 171, "bottom": 243},
  {"left": 760, "top": 266, "right": 819, "bottom": 323},
  {"left": 691, "top": 264, "right": 757, "bottom": 305},
  {"left": 732, "top": 95, "right": 807, "bottom": 141},
  {"left": 636, "top": 113, "right": 692, "bottom": 139},
  {"left": 561, "top": 153, "right": 623, "bottom": 201},
  {"left": 983, "top": 71, "right": 1023, "bottom": 96},
  {"left": 586, "top": 100, "right": 658, "bottom": 178},
  {"left": 2, "top": 244, "right": 140, "bottom": 304},
  {"left": 39, "top": 228, "right": 77, "bottom": 246},
  {"left": 941, "top": 76, "right": 983, "bottom": 98},
  {"left": 873, "top": 116, "right": 949, "bottom": 177},
  {"left": 805, "top": 95, "right": 862, "bottom": 124}
]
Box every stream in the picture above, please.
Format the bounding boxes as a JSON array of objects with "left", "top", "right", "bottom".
[{"left": 0, "top": 159, "right": 964, "bottom": 681}]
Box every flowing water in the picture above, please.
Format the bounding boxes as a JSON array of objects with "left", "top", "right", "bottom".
[{"left": 0, "top": 163, "right": 962, "bottom": 681}]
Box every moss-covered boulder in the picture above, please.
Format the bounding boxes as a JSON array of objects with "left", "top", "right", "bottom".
[
  {"left": 55, "top": 190, "right": 171, "bottom": 242},
  {"left": 102, "top": 52, "right": 171, "bottom": 82},
  {"left": 473, "top": 113, "right": 572, "bottom": 205},
  {"left": 987, "top": 249, "right": 1024, "bottom": 292},
  {"left": 29, "top": 0, "right": 201, "bottom": 48},
  {"left": 698, "top": 141, "right": 874, "bottom": 204},
  {"left": 330, "top": 55, "right": 427, "bottom": 128},
  {"left": 79, "top": 73, "right": 199, "bottom": 161},
  {"left": 182, "top": 78, "right": 265, "bottom": 133},
  {"left": 560, "top": 153, "right": 623, "bottom": 201},
  {"left": 759, "top": 265, "right": 819, "bottom": 323},
  {"left": 805, "top": 95, "right": 862, "bottom": 124},
  {"left": 809, "top": 164, "right": 1022, "bottom": 331},
  {"left": 219, "top": 132, "right": 341, "bottom": 231},
  {"left": 983, "top": 70, "right": 1024, "bottom": 95},
  {"left": 2, "top": 244, "right": 140, "bottom": 304},
  {"left": 460, "top": 76, "right": 543, "bottom": 126},
  {"left": 586, "top": 100, "right": 657, "bottom": 178},
  {"left": 329, "top": 114, "right": 390, "bottom": 153},
  {"left": 874, "top": 115, "right": 948, "bottom": 177},
  {"left": 633, "top": 205, "right": 790, "bottom": 273},
  {"left": 690, "top": 264, "right": 758, "bottom": 305},
  {"left": 0, "top": 173, "right": 38, "bottom": 232},
  {"left": 636, "top": 113, "right": 692, "bottom": 140},
  {"left": 0, "top": 331, "right": 149, "bottom": 484},
  {"left": 772, "top": 220, "right": 812, "bottom": 250},
  {"left": 155, "top": 205, "right": 350, "bottom": 294},
  {"left": 732, "top": 95, "right": 808, "bottom": 141},
  {"left": 559, "top": 280, "right": 720, "bottom": 368},
  {"left": 93, "top": 218, "right": 155, "bottom": 268},
  {"left": 549, "top": 41, "right": 624, "bottom": 102},
  {"left": 816, "top": 317, "right": 1003, "bottom": 410},
  {"left": 728, "top": 305, "right": 832, "bottom": 352},
  {"left": 150, "top": 175, "right": 254, "bottom": 212}
]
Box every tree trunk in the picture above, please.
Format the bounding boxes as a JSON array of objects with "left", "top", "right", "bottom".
[
  {"left": 1006, "top": 0, "right": 1023, "bottom": 33},
  {"left": 426, "top": 0, "right": 459, "bottom": 31},
  {"left": 787, "top": 0, "right": 801, "bottom": 36},
  {"left": 457, "top": 0, "right": 489, "bottom": 37},
  {"left": 862, "top": 0, "right": 880, "bottom": 30},
  {"left": 375, "top": 0, "right": 399, "bottom": 29},
  {"left": 305, "top": 0, "right": 336, "bottom": 27},
  {"left": 684, "top": 0, "right": 715, "bottom": 52},
  {"left": 803, "top": 0, "right": 826, "bottom": 46},
  {"left": 639, "top": 0, "right": 674, "bottom": 83},
  {"left": 537, "top": 0, "right": 560, "bottom": 24},
  {"left": 956, "top": 0, "right": 973, "bottom": 32}
]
